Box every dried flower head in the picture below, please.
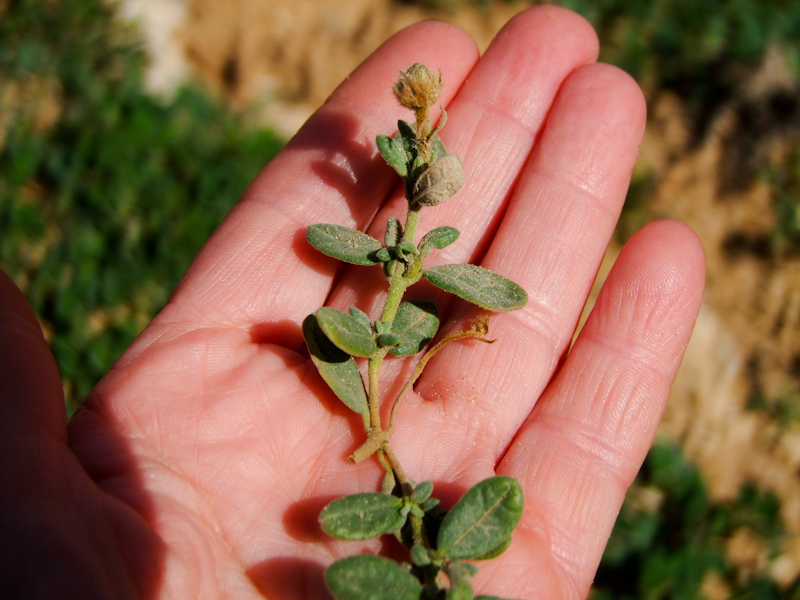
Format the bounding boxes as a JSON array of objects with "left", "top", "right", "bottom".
[{"left": 393, "top": 63, "right": 443, "bottom": 111}]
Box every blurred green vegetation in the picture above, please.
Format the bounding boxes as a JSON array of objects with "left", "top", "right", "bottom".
[
  {"left": 594, "top": 443, "right": 799, "bottom": 599},
  {"left": 770, "top": 146, "right": 800, "bottom": 254},
  {"left": 562, "top": 0, "right": 800, "bottom": 114},
  {"left": 0, "top": 0, "right": 283, "bottom": 415},
  {"left": 413, "top": 0, "right": 800, "bottom": 120}
]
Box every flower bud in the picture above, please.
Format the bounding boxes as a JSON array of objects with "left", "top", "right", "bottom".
[
  {"left": 393, "top": 63, "right": 443, "bottom": 111},
  {"left": 411, "top": 153, "right": 465, "bottom": 206}
]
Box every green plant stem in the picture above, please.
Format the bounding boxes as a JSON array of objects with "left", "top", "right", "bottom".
[
  {"left": 364, "top": 204, "right": 424, "bottom": 437},
  {"left": 367, "top": 351, "right": 386, "bottom": 432},
  {"left": 410, "top": 512, "right": 427, "bottom": 549},
  {"left": 383, "top": 443, "right": 413, "bottom": 496},
  {"left": 402, "top": 205, "right": 421, "bottom": 244}
]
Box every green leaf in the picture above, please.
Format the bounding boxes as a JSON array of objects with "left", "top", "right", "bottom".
[
  {"left": 411, "top": 544, "right": 431, "bottom": 567},
  {"left": 325, "top": 555, "right": 423, "bottom": 600},
  {"left": 385, "top": 217, "right": 403, "bottom": 247},
  {"left": 377, "top": 135, "right": 408, "bottom": 178},
  {"left": 420, "top": 497, "right": 440, "bottom": 512},
  {"left": 437, "top": 476, "right": 524, "bottom": 560},
  {"left": 419, "top": 226, "right": 460, "bottom": 257},
  {"left": 390, "top": 300, "right": 439, "bottom": 357},
  {"left": 423, "top": 265, "right": 528, "bottom": 312},
  {"left": 376, "top": 248, "right": 391, "bottom": 262},
  {"left": 319, "top": 493, "right": 407, "bottom": 540},
  {"left": 316, "top": 307, "right": 377, "bottom": 358},
  {"left": 398, "top": 240, "right": 418, "bottom": 255},
  {"left": 396, "top": 120, "right": 417, "bottom": 157},
  {"left": 445, "top": 562, "right": 474, "bottom": 600},
  {"left": 306, "top": 224, "right": 382, "bottom": 266},
  {"left": 409, "top": 481, "right": 434, "bottom": 504},
  {"left": 471, "top": 534, "right": 512, "bottom": 560},
  {"left": 431, "top": 134, "right": 447, "bottom": 163},
  {"left": 303, "top": 315, "right": 368, "bottom": 415},
  {"left": 349, "top": 307, "right": 372, "bottom": 332},
  {"left": 377, "top": 333, "right": 401, "bottom": 348}
]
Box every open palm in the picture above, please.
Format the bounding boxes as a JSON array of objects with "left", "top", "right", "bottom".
[{"left": 1, "top": 7, "right": 705, "bottom": 600}]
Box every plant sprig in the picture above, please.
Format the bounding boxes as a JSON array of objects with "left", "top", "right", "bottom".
[{"left": 303, "top": 63, "right": 528, "bottom": 600}]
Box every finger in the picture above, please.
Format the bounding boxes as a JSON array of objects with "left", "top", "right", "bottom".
[
  {"left": 405, "top": 62, "right": 648, "bottom": 460},
  {"left": 155, "top": 22, "right": 479, "bottom": 339},
  {"left": 0, "top": 269, "right": 65, "bottom": 442},
  {"left": 487, "top": 221, "right": 705, "bottom": 599},
  {"left": 328, "top": 6, "right": 600, "bottom": 316}
]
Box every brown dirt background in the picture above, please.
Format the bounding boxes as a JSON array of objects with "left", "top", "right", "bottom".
[{"left": 122, "top": 0, "right": 800, "bottom": 591}]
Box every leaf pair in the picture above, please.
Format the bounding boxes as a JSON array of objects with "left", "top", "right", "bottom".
[
  {"left": 326, "top": 557, "right": 520, "bottom": 600},
  {"left": 322, "top": 477, "right": 525, "bottom": 600},
  {"left": 303, "top": 301, "right": 440, "bottom": 414},
  {"left": 319, "top": 477, "right": 523, "bottom": 556},
  {"left": 312, "top": 302, "right": 439, "bottom": 359},
  {"left": 307, "top": 222, "right": 460, "bottom": 266},
  {"left": 306, "top": 223, "right": 527, "bottom": 313}
]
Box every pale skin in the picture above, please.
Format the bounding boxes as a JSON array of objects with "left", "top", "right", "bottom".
[{"left": 0, "top": 7, "right": 705, "bottom": 600}]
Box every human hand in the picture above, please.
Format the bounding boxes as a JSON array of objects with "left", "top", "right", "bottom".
[{"left": 0, "top": 7, "right": 704, "bottom": 599}]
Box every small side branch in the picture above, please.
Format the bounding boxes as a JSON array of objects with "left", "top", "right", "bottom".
[{"left": 389, "top": 317, "right": 495, "bottom": 430}]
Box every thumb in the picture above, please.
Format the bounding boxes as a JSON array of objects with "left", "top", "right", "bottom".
[{"left": 0, "top": 269, "right": 66, "bottom": 443}]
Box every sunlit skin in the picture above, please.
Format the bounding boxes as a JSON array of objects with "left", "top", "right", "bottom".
[{"left": 0, "top": 7, "right": 705, "bottom": 599}]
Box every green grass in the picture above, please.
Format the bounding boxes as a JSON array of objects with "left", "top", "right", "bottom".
[{"left": 594, "top": 443, "right": 797, "bottom": 599}]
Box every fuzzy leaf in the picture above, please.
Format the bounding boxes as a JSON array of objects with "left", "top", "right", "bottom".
[
  {"left": 419, "top": 226, "right": 460, "bottom": 257},
  {"left": 349, "top": 307, "right": 372, "bottom": 332},
  {"left": 385, "top": 218, "right": 402, "bottom": 247},
  {"left": 316, "top": 307, "right": 377, "bottom": 358},
  {"left": 396, "top": 120, "right": 417, "bottom": 157},
  {"left": 377, "top": 333, "right": 401, "bottom": 348},
  {"left": 390, "top": 300, "right": 439, "bottom": 357},
  {"left": 306, "top": 224, "right": 382, "bottom": 266},
  {"left": 319, "top": 493, "right": 407, "bottom": 540},
  {"left": 411, "top": 544, "right": 431, "bottom": 566},
  {"left": 423, "top": 265, "right": 527, "bottom": 312},
  {"left": 377, "top": 135, "right": 408, "bottom": 178},
  {"left": 420, "top": 497, "right": 440, "bottom": 512},
  {"left": 303, "top": 315, "right": 368, "bottom": 414},
  {"left": 409, "top": 481, "right": 433, "bottom": 504},
  {"left": 325, "top": 555, "right": 423, "bottom": 600},
  {"left": 437, "top": 476, "right": 524, "bottom": 560}
]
